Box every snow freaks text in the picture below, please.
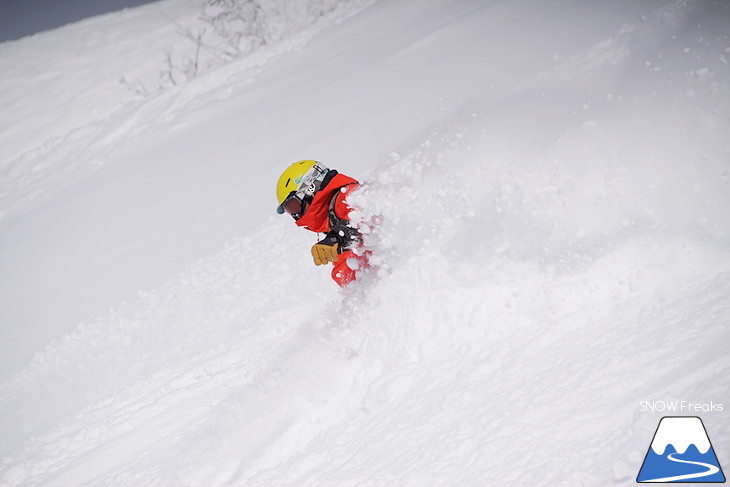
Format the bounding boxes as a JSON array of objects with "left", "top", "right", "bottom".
[{"left": 639, "top": 401, "right": 724, "bottom": 413}]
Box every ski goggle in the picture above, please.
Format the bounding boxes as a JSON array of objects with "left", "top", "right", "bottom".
[{"left": 279, "top": 192, "right": 305, "bottom": 217}]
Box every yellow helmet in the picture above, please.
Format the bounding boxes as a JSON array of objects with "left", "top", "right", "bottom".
[{"left": 276, "top": 160, "right": 329, "bottom": 214}]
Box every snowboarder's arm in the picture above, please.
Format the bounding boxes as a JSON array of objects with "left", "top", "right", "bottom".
[{"left": 310, "top": 220, "right": 360, "bottom": 266}]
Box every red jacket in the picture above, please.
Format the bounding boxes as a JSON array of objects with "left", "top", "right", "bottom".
[
  {"left": 295, "top": 173, "right": 358, "bottom": 233},
  {"left": 295, "top": 173, "right": 366, "bottom": 286}
]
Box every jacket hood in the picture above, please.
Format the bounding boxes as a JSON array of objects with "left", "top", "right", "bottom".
[{"left": 296, "top": 173, "right": 358, "bottom": 233}]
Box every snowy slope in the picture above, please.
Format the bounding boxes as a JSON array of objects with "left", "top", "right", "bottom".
[
  {"left": 2, "top": 0, "right": 730, "bottom": 486},
  {"left": 0, "top": 0, "right": 375, "bottom": 377}
]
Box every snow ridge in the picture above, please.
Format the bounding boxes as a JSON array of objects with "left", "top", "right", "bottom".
[{"left": 0, "top": 0, "right": 376, "bottom": 223}]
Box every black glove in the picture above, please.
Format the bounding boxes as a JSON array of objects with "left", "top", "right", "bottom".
[
  {"left": 310, "top": 220, "right": 361, "bottom": 266},
  {"left": 329, "top": 219, "right": 361, "bottom": 251}
]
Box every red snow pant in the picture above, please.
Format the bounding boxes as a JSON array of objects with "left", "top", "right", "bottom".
[{"left": 331, "top": 250, "right": 370, "bottom": 287}]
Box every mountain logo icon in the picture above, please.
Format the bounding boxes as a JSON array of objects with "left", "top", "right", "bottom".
[{"left": 637, "top": 416, "right": 726, "bottom": 483}]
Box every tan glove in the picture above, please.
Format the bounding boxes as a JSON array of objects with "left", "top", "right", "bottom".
[{"left": 311, "top": 242, "right": 339, "bottom": 266}]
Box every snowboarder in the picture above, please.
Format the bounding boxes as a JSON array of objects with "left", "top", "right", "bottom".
[{"left": 276, "top": 160, "right": 368, "bottom": 287}]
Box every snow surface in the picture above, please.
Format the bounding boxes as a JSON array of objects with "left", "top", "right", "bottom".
[{"left": 1, "top": 0, "right": 730, "bottom": 486}]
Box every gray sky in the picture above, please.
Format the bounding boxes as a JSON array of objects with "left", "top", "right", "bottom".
[{"left": 0, "top": 0, "right": 159, "bottom": 43}]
